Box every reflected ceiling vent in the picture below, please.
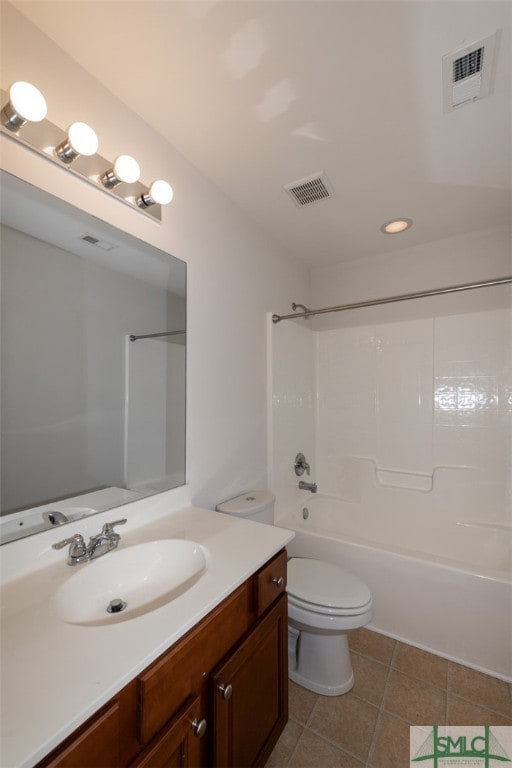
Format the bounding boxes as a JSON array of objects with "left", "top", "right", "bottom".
[
  {"left": 79, "top": 233, "right": 118, "bottom": 251},
  {"left": 284, "top": 171, "right": 334, "bottom": 207},
  {"left": 443, "top": 32, "right": 498, "bottom": 112}
]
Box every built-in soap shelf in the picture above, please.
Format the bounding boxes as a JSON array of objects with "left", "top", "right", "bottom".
[
  {"left": 354, "top": 457, "right": 479, "bottom": 493},
  {"left": 376, "top": 468, "right": 433, "bottom": 492}
]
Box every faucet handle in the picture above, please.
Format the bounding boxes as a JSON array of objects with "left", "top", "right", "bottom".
[
  {"left": 294, "top": 452, "right": 310, "bottom": 476},
  {"left": 52, "top": 533, "right": 89, "bottom": 565},
  {"left": 101, "top": 518, "right": 127, "bottom": 535},
  {"left": 53, "top": 533, "right": 86, "bottom": 553}
]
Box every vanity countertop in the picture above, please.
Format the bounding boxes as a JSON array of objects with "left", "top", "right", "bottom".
[{"left": 0, "top": 488, "right": 294, "bottom": 768}]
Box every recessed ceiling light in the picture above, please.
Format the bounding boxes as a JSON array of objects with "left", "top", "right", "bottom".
[{"left": 381, "top": 218, "right": 413, "bottom": 234}]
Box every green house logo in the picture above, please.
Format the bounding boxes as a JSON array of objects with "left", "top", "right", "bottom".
[{"left": 412, "top": 726, "right": 511, "bottom": 766}]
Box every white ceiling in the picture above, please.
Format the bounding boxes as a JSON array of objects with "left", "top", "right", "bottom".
[{"left": 11, "top": 1, "right": 512, "bottom": 267}]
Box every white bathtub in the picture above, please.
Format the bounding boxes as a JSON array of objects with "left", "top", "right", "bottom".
[{"left": 277, "top": 495, "right": 512, "bottom": 682}]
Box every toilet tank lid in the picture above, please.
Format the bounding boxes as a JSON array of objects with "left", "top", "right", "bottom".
[{"left": 216, "top": 490, "right": 275, "bottom": 517}]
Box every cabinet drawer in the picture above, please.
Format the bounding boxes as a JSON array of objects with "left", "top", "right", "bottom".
[
  {"left": 138, "top": 581, "right": 251, "bottom": 744},
  {"left": 255, "top": 550, "right": 287, "bottom": 616},
  {"left": 41, "top": 703, "right": 119, "bottom": 768},
  {"left": 130, "top": 697, "right": 204, "bottom": 768}
]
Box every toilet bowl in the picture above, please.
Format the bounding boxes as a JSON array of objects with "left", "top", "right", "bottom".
[
  {"left": 286, "top": 557, "right": 372, "bottom": 695},
  {"left": 215, "top": 491, "right": 372, "bottom": 696}
]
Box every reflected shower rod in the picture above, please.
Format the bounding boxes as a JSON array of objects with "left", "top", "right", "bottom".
[
  {"left": 272, "top": 276, "right": 512, "bottom": 323},
  {"left": 129, "top": 330, "right": 186, "bottom": 341}
]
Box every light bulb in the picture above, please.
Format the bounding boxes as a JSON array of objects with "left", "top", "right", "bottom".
[
  {"left": 9, "top": 81, "right": 47, "bottom": 122},
  {"left": 113, "top": 155, "right": 140, "bottom": 184},
  {"left": 101, "top": 154, "right": 140, "bottom": 188},
  {"left": 1, "top": 81, "right": 47, "bottom": 132},
  {"left": 137, "top": 179, "right": 173, "bottom": 208},
  {"left": 150, "top": 180, "right": 173, "bottom": 205},
  {"left": 67, "top": 122, "right": 98, "bottom": 156},
  {"left": 55, "top": 122, "right": 98, "bottom": 163},
  {"left": 381, "top": 218, "right": 413, "bottom": 234}
]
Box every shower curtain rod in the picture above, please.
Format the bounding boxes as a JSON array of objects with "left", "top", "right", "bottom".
[
  {"left": 129, "top": 330, "right": 186, "bottom": 341},
  {"left": 272, "top": 276, "right": 512, "bottom": 324}
]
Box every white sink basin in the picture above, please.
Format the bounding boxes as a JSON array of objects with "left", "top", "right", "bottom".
[{"left": 53, "top": 539, "right": 208, "bottom": 626}]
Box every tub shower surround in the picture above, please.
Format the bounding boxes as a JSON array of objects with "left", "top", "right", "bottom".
[{"left": 270, "top": 305, "right": 511, "bottom": 679}]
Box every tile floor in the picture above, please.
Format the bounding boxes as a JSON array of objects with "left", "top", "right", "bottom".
[{"left": 266, "top": 628, "right": 512, "bottom": 768}]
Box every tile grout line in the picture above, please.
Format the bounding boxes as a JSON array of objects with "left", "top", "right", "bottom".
[
  {"left": 304, "top": 694, "right": 320, "bottom": 729},
  {"left": 363, "top": 710, "right": 383, "bottom": 768},
  {"left": 305, "top": 724, "right": 372, "bottom": 765},
  {"left": 286, "top": 690, "right": 319, "bottom": 766},
  {"left": 350, "top": 649, "right": 395, "bottom": 667},
  {"left": 446, "top": 692, "right": 512, "bottom": 721},
  {"left": 446, "top": 662, "right": 450, "bottom": 724},
  {"left": 352, "top": 649, "right": 390, "bottom": 672},
  {"left": 365, "top": 640, "right": 397, "bottom": 767},
  {"left": 389, "top": 661, "right": 450, "bottom": 694},
  {"left": 284, "top": 724, "right": 305, "bottom": 768}
]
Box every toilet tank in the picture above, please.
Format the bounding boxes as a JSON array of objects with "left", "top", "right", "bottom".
[{"left": 216, "top": 491, "right": 275, "bottom": 524}]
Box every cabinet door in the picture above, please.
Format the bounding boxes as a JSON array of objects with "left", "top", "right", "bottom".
[
  {"left": 138, "top": 582, "right": 251, "bottom": 745},
  {"left": 41, "top": 703, "right": 119, "bottom": 768},
  {"left": 212, "top": 595, "right": 288, "bottom": 768},
  {"left": 131, "top": 696, "right": 205, "bottom": 768}
]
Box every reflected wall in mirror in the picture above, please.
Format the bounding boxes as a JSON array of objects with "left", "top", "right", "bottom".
[{"left": 0, "top": 171, "right": 186, "bottom": 544}]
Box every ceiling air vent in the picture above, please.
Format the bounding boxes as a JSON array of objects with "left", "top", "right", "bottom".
[
  {"left": 80, "top": 233, "right": 117, "bottom": 251},
  {"left": 453, "top": 48, "right": 483, "bottom": 82},
  {"left": 443, "top": 32, "right": 498, "bottom": 112},
  {"left": 284, "top": 171, "right": 334, "bottom": 207},
  {"left": 81, "top": 234, "right": 100, "bottom": 245}
]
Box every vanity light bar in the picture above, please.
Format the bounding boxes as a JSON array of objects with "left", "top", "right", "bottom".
[{"left": 0, "top": 83, "right": 173, "bottom": 222}]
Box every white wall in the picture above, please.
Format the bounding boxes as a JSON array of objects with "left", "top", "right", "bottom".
[
  {"left": 310, "top": 225, "right": 511, "bottom": 330},
  {"left": 0, "top": 4, "right": 311, "bottom": 511}
]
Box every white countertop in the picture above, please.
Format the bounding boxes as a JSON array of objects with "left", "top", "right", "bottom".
[{"left": 0, "top": 487, "right": 294, "bottom": 768}]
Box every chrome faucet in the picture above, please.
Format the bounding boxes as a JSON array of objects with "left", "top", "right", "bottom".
[
  {"left": 53, "top": 532, "right": 89, "bottom": 565},
  {"left": 298, "top": 480, "right": 317, "bottom": 493},
  {"left": 87, "top": 519, "right": 128, "bottom": 560},
  {"left": 53, "top": 518, "right": 127, "bottom": 565},
  {"left": 43, "top": 510, "right": 69, "bottom": 526}
]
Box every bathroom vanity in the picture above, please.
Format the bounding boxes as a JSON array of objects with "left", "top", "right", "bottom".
[
  {"left": 38, "top": 550, "right": 288, "bottom": 768},
  {"left": 0, "top": 488, "right": 294, "bottom": 768}
]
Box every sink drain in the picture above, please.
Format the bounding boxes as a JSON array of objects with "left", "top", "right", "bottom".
[{"left": 107, "top": 598, "right": 127, "bottom": 614}]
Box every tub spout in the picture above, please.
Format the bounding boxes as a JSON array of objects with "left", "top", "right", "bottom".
[
  {"left": 299, "top": 481, "right": 317, "bottom": 493},
  {"left": 43, "top": 510, "right": 69, "bottom": 526}
]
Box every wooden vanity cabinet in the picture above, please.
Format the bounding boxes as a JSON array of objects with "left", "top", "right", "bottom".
[{"left": 36, "top": 550, "right": 288, "bottom": 768}]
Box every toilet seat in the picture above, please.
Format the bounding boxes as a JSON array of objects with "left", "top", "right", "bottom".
[
  {"left": 288, "top": 592, "right": 371, "bottom": 617},
  {"left": 287, "top": 557, "right": 371, "bottom": 616}
]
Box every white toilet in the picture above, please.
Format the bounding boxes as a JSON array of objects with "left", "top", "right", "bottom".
[{"left": 216, "top": 491, "right": 372, "bottom": 696}]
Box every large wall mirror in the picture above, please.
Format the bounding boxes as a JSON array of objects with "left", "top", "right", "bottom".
[{"left": 0, "top": 171, "right": 186, "bottom": 544}]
